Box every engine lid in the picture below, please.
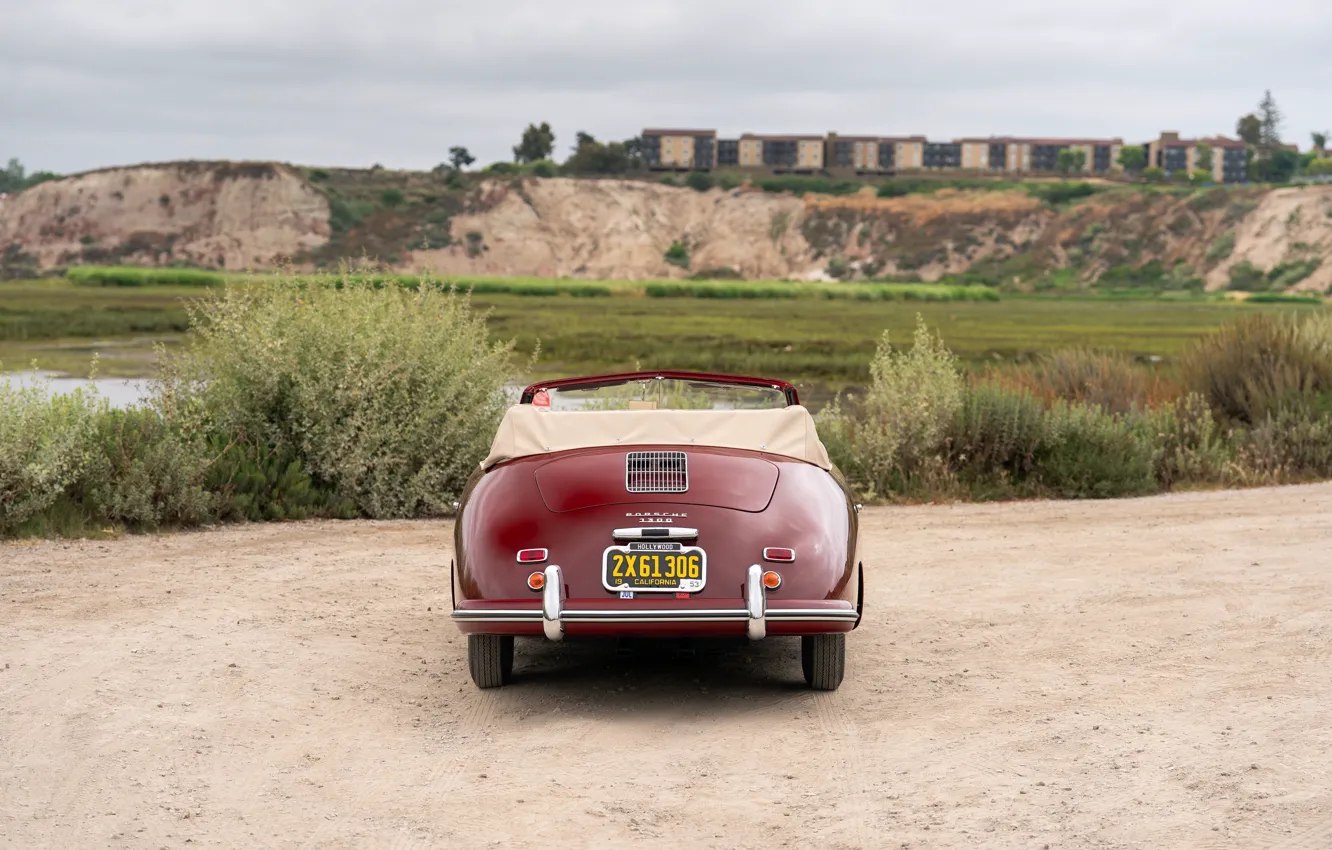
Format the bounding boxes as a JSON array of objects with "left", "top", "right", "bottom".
[{"left": 533, "top": 447, "right": 780, "bottom": 513}]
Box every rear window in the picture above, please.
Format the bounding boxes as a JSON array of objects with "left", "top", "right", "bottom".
[{"left": 535, "top": 377, "right": 787, "bottom": 411}]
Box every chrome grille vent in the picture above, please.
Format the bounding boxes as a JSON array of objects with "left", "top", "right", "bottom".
[{"left": 625, "top": 451, "right": 688, "bottom": 493}]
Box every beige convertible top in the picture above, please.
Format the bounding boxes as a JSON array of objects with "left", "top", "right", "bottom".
[{"left": 481, "top": 404, "right": 832, "bottom": 470}]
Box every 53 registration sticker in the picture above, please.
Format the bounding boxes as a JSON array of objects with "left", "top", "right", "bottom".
[{"left": 602, "top": 542, "right": 706, "bottom": 593}]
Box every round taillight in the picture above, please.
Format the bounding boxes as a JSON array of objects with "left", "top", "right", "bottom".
[
  {"left": 527, "top": 572, "right": 546, "bottom": 591},
  {"left": 761, "top": 570, "right": 782, "bottom": 590}
]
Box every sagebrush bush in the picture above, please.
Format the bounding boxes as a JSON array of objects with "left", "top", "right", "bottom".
[
  {"left": 1182, "top": 313, "right": 1332, "bottom": 423},
  {"left": 817, "top": 316, "right": 962, "bottom": 497},
  {"left": 1241, "top": 408, "right": 1332, "bottom": 480},
  {"left": 156, "top": 275, "right": 518, "bottom": 518},
  {"left": 80, "top": 407, "right": 213, "bottom": 528},
  {"left": 1139, "top": 392, "right": 1233, "bottom": 489},
  {"left": 947, "top": 382, "right": 1045, "bottom": 485},
  {"left": 0, "top": 377, "right": 104, "bottom": 534}
]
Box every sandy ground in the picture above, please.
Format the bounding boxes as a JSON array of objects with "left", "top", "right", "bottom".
[{"left": 3, "top": 485, "right": 1332, "bottom": 849}]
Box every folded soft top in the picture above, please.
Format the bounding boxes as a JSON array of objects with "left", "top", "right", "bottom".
[{"left": 481, "top": 404, "right": 832, "bottom": 470}]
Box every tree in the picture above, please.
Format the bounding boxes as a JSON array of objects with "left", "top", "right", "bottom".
[
  {"left": 448, "top": 146, "right": 475, "bottom": 172},
  {"left": 0, "top": 158, "right": 25, "bottom": 193},
  {"left": 1236, "top": 114, "right": 1262, "bottom": 146},
  {"left": 1194, "top": 143, "right": 1214, "bottom": 174},
  {"left": 563, "top": 137, "right": 630, "bottom": 175},
  {"left": 1257, "top": 90, "right": 1283, "bottom": 150},
  {"left": 1055, "top": 148, "right": 1087, "bottom": 176},
  {"left": 572, "top": 131, "right": 597, "bottom": 152},
  {"left": 1313, "top": 131, "right": 1328, "bottom": 154},
  {"left": 622, "top": 136, "right": 647, "bottom": 170},
  {"left": 1117, "top": 145, "right": 1147, "bottom": 173},
  {"left": 1265, "top": 149, "right": 1299, "bottom": 183},
  {"left": 513, "top": 122, "right": 555, "bottom": 163}
]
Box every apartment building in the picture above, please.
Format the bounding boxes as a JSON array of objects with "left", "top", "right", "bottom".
[
  {"left": 737, "top": 134, "right": 826, "bottom": 172},
  {"left": 958, "top": 137, "right": 1123, "bottom": 174},
  {"left": 1147, "top": 133, "right": 1252, "bottom": 183},
  {"left": 641, "top": 129, "right": 717, "bottom": 170}
]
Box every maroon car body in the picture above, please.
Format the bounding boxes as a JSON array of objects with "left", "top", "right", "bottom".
[{"left": 450, "top": 371, "right": 863, "bottom": 690}]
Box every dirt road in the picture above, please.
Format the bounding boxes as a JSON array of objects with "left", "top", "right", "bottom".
[{"left": 4, "top": 485, "right": 1332, "bottom": 849}]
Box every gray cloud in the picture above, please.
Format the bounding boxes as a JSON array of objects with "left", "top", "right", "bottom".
[{"left": 3, "top": 0, "right": 1329, "bottom": 173}]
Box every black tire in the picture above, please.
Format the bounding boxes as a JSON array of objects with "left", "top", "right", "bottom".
[
  {"left": 467, "top": 634, "right": 514, "bottom": 689},
  {"left": 801, "top": 634, "right": 846, "bottom": 691}
]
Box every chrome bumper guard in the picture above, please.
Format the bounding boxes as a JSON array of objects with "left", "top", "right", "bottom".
[{"left": 454, "top": 562, "right": 857, "bottom": 640}]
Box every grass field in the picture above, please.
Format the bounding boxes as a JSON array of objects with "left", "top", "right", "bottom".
[{"left": 2, "top": 278, "right": 1326, "bottom": 397}]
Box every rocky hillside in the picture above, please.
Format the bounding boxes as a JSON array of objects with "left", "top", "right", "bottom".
[
  {"left": 0, "top": 162, "right": 328, "bottom": 273},
  {"left": 2, "top": 162, "right": 1330, "bottom": 293}
]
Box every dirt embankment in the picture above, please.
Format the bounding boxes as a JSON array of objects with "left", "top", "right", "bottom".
[
  {"left": 0, "top": 162, "right": 330, "bottom": 271},
  {"left": 3, "top": 484, "right": 1332, "bottom": 848},
  {"left": 421, "top": 179, "right": 1332, "bottom": 289},
  {"left": 3, "top": 163, "right": 1331, "bottom": 291}
]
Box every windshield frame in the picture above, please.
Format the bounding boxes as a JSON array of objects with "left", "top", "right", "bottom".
[{"left": 520, "top": 371, "right": 798, "bottom": 407}]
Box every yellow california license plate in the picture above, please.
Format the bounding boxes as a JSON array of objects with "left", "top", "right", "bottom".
[{"left": 602, "top": 542, "right": 706, "bottom": 593}]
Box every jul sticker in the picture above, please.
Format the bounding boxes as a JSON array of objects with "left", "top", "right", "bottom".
[{"left": 619, "top": 590, "right": 635, "bottom": 599}]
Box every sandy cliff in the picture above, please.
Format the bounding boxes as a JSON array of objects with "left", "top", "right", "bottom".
[
  {"left": 2, "top": 164, "right": 1330, "bottom": 292},
  {"left": 0, "top": 162, "right": 330, "bottom": 270}
]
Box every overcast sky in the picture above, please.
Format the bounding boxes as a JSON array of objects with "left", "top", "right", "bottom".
[{"left": 3, "top": 0, "right": 1330, "bottom": 174}]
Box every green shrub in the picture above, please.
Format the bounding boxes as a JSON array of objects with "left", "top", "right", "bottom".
[
  {"left": 155, "top": 274, "right": 518, "bottom": 518},
  {"left": 531, "top": 160, "right": 557, "bottom": 178},
  {"left": 0, "top": 377, "right": 104, "bottom": 534},
  {"left": 685, "top": 172, "right": 714, "bottom": 192},
  {"left": 328, "top": 199, "right": 375, "bottom": 234},
  {"left": 380, "top": 189, "right": 405, "bottom": 207},
  {"left": 664, "top": 241, "right": 689, "bottom": 269},
  {"left": 205, "top": 437, "right": 355, "bottom": 522},
  {"left": 1182, "top": 313, "right": 1332, "bottom": 424},
  {"left": 1227, "top": 260, "right": 1268, "bottom": 291},
  {"left": 66, "top": 266, "right": 224, "bottom": 287},
  {"left": 1267, "top": 258, "right": 1322, "bottom": 288},
  {"left": 1245, "top": 292, "right": 1323, "bottom": 304},
  {"left": 1205, "top": 232, "right": 1235, "bottom": 262},
  {"left": 1027, "top": 182, "right": 1097, "bottom": 205},
  {"left": 1142, "top": 167, "right": 1166, "bottom": 184},
  {"left": 1034, "top": 401, "right": 1156, "bottom": 499}
]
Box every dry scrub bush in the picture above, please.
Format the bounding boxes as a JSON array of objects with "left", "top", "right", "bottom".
[
  {"left": 1030, "top": 348, "right": 1156, "bottom": 414},
  {"left": 1182, "top": 314, "right": 1332, "bottom": 424},
  {"left": 0, "top": 376, "right": 103, "bottom": 532},
  {"left": 157, "top": 275, "right": 518, "bottom": 518}
]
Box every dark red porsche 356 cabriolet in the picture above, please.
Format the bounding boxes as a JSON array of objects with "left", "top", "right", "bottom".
[{"left": 450, "top": 371, "right": 863, "bottom": 690}]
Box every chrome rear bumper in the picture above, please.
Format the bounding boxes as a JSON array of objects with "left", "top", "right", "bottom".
[{"left": 453, "top": 563, "right": 858, "bottom": 639}]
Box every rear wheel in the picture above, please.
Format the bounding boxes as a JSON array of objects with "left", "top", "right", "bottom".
[
  {"left": 801, "top": 634, "right": 846, "bottom": 691},
  {"left": 467, "top": 634, "right": 514, "bottom": 688}
]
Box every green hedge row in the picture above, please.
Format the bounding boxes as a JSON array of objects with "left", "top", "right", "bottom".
[{"left": 66, "top": 266, "right": 225, "bottom": 287}]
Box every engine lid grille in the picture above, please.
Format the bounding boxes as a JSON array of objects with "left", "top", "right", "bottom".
[{"left": 625, "top": 451, "right": 688, "bottom": 493}]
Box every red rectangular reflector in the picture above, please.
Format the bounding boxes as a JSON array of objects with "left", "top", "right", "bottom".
[
  {"left": 763, "top": 547, "right": 795, "bottom": 563},
  {"left": 516, "top": 548, "right": 548, "bottom": 563}
]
